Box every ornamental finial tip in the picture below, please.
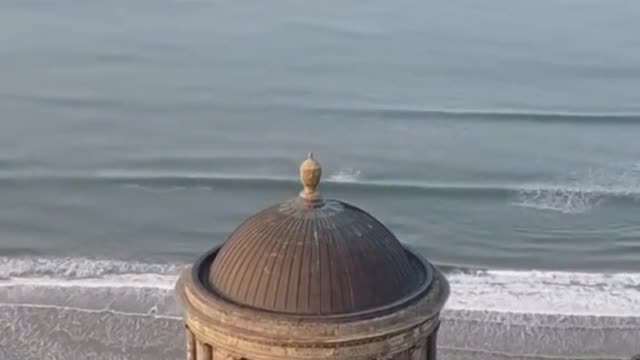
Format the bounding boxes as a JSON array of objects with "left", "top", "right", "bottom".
[{"left": 299, "top": 153, "right": 322, "bottom": 201}]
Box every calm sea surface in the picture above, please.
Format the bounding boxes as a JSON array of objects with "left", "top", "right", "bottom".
[
  {"left": 2, "top": 0, "right": 640, "bottom": 270},
  {"left": 1, "top": 1, "right": 640, "bottom": 359}
]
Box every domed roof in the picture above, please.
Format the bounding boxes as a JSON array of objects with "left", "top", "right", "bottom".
[{"left": 208, "top": 154, "right": 425, "bottom": 315}]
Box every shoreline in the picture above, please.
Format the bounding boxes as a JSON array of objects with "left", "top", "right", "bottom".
[{"left": 1, "top": 302, "right": 638, "bottom": 360}]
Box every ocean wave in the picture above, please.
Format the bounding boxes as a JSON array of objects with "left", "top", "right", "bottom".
[
  {"left": 2, "top": 171, "right": 640, "bottom": 198},
  {"left": 4, "top": 161, "right": 640, "bottom": 216},
  {"left": 446, "top": 269, "right": 640, "bottom": 317},
  {"left": 513, "top": 186, "right": 607, "bottom": 214},
  {"left": 0, "top": 274, "right": 177, "bottom": 290},
  {"left": 513, "top": 165, "right": 640, "bottom": 213},
  {"left": 307, "top": 106, "right": 640, "bottom": 124},
  {"left": 289, "top": 19, "right": 385, "bottom": 37},
  {"left": 0, "top": 256, "right": 181, "bottom": 279},
  {"left": 1, "top": 257, "right": 639, "bottom": 317},
  {"left": 327, "top": 168, "right": 362, "bottom": 182}
]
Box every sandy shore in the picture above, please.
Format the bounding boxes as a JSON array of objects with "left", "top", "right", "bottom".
[{"left": 1, "top": 303, "right": 638, "bottom": 360}]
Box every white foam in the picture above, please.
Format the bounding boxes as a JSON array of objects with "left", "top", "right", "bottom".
[
  {"left": 0, "top": 302, "right": 181, "bottom": 320},
  {"left": 328, "top": 168, "right": 362, "bottom": 183},
  {"left": 511, "top": 192, "right": 600, "bottom": 214},
  {"left": 513, "top": 162, "right": 640, "bottom": 214},
  {"left": 447, "top": 269, "right": 640, "bottom": 317},
  {"left": 2, "top": 257, "right": 639, "bottom": 317},
  {"left": 0, "top": 273, "right": 178, "bottom": 290},
  {"left": 0, "top": 256, "right": 182, "bottom": 278}
]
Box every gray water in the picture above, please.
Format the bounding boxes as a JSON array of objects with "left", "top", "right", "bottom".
[{"left": 1, "top": 0, "right": 640, "bottom": 359}]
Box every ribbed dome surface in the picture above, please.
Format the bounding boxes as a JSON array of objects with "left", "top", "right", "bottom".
[{"left": 208, "top": 197, "right": 423, "bottom": 315}]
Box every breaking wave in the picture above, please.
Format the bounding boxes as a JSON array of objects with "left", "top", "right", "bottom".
[
  {"left": 0, "top": 256, "right": 181, "bottom": 280},
  {"left": 306, "top": 106, "right": 640, "bottom": 124},
  {"left": 512, "top": 164, "right": 640, "bottom": 213},
  {"left": 1, "top": 172, "right": 639, "bottom": 198},
  {"left": 327, "top": 168, "right": 362, "bottom": 182},
  {"left": 2, "top": 256, "right": 639, "bottom": 317},
  {"left": 2, "top": 169, "right": 639, "bottom": 214}
]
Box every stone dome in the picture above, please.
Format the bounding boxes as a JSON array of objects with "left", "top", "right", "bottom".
[{"left": 207, "top": 154, "right": 426, "bottom": 315}]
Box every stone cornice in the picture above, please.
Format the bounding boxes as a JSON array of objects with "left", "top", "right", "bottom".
[
  {"left": 176, "top": 245, "right": 449, "bottom": 359},
  {"left": 177, "top": 251, "right": 448, "bottom": 340}
]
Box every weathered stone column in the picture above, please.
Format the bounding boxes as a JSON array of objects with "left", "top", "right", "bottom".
[
  {"left": 185, "top": 326, "right": 196, "bottom": 360},
  {"left": 426, "top": 323, "right": 441, "bottom": 360}
]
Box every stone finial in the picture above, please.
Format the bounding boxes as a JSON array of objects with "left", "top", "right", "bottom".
[{"left": 299, "top": 152, "right": 322, "bottom": 201}]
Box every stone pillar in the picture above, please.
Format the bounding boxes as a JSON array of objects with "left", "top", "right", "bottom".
[
  {"left": 185, "top": 325, "right": 215, "bottom": 360},
  {"left": 185, "top": 326, "right": 196, "bottom": 360},
  {"left": 196, "top": 340, "right": 212, "bottom": 360},
  {"left": 409, "top": 343, "right": 427, "bottom": 360},
  {"left": 426, "top": 322, "right": 440, "bottom": 360}
]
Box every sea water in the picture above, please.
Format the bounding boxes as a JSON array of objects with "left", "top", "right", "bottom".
[{"left": 1, "top": 0, "right": 640, "bottom": 358}]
